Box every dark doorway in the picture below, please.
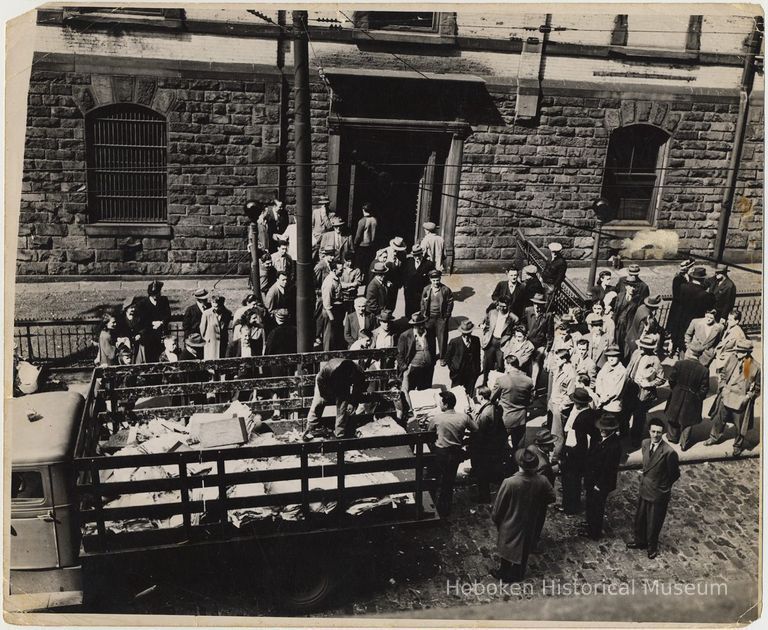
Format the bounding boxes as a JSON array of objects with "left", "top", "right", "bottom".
[{"left": 336, "top": 129, "right": 449, "bottom": 249}]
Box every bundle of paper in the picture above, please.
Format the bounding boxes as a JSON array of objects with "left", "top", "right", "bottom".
[{"left": 356, "top": 416, "right": 406, "bottom": 438}]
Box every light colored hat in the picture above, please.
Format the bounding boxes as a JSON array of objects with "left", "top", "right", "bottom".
[
  {"left": 331, "top": 215, "right": 345, "bottom": 227},
  {"left": 523, "top": 264, "right": 537, "bottom": 274},
  {"left": 354, "top": 296, "right": 366, "bottom": 306},
  {"left": 735, "top": 339, "right": 754, "bottom": 353},
  {"left": 627, "top": 264, "right": 641, "bottom": 275},
  {"left": 459, "top": 320, "right": 474, "bottom": 333},
  {"left": 193, "top": 288, "right": 209, "bottom": 299},
  {"left": 548, "top": 242, "right": 563, "bottom": 252},
  {"left": 637, "top": 334, "right": 657, "bottom": 349},
  {"left": 423, "top": 221, "right": 437, "bottom": 231},
  {"left": 389, "top": 237, "right": 407, "bottom": 251},
  {"left": 408, "top": 312, "right": 427, "bottom": 326}
]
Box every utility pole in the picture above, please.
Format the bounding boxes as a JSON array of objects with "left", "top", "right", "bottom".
[{"left": 293, "top": 10, "right": 313, "bottom": 353}]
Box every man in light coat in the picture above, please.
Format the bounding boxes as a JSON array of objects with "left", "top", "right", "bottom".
[
  {"left": 594, "top": 345, "right": 627, "bottom": 420},
  {"left": 319, "top": 215, "right": 354, "bottom": 262},
  {"left": 481, "top": 301, "right": 519, "bottom": 384},
  {"left": 199, "top": 295, "right": 233, "bottom": 360},
  {"left": 548, "top": 347, "right": 577, "bottom": 458},
  {"left": 684, "top": 309, "right": 724, "bottom": 366},
  {"left": 584, "top": 313, "right": 609, "bottom": 369},
  {"left": 711, "top": 308, "right": 746, "bottom": 370},
  {"left": 442, "top": 320, "right": 481, "bottom": 397},
  {"left": 491, "top": 355, "right": 534, "bottom": 452},
  {"left": 420, "top": 221, "right": 444, "bottom": 272},
  {"left": 501, "top": 326, "right": 535, "bottom": 372}
]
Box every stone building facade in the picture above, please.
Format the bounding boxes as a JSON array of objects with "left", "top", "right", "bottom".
[{"left": 15, "top": 7, "right": 764, "bottom": 276}]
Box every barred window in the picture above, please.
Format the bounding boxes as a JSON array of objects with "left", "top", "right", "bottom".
[
  {"left": 368, "top": 12, "right": 437, "bottom": 31},
  {"left": 86, "top": 104, "right": 167, "bottom": 223}
]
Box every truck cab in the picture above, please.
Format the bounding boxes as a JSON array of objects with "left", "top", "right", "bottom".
[{"left": 8, "top": 391, "right": 85, "bottom": 612}]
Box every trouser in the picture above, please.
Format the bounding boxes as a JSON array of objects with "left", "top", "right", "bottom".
[
  {"left": 561, "top": 447, "right": 583, "bottom": 515},
  {"left": 305, "top": 383, "right": 354, "bottom": 438},
  {"left": 451, "top": 373, "right": 479, "bottom": 398},
  {"left": 356, "top": 245, "right": 374, "bottom": 281},
  {"left": 629, "top": 397, "right": 657, "bottom": 444},
  {"left": 530, "top": 346, "right": 546, "bottom": 392},
  {"left": 496, "top": 558, "right": 525, "bottom": 583},
  {"left": 427, "top": 315, "right": 449, "bottom": 358},
  {"left": 585, "top": 487, "right": 610, "bottom": 539},
  {"left": 321, "top": 305, "right": 345, "bottom": 351},
  {"left": 666, "top": 420, "right": 695, "bottom": 451},
  {"left": 548, "top": 405, "right": 571, "bottom": 460},
  {"left": 472, "top": 453, "right": 504, "bottom": 502},
  {"left": 709, "top": 404, "right": 751, "bottom": 450},
  {"left": 482, "top": 338, "right": 504, "bottom": 382},
  {"left": 506, "top": 425, "right": 526, "bottom": 453},
  {"left": 402, "top": 363, "right": 434, "bottom": 393},
  {"left": 633, "top": 494, "right": 670, "bottom": 551},
  {"left": 433, "top": 445, "right": 463, "bottom": 516}
]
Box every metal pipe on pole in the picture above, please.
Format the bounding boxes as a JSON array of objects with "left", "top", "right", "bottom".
[{"left": 293, "top": 10, "right": 314, "bottom": 353}]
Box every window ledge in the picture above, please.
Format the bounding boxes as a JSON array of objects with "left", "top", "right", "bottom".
[
  {"left": 84, "top": 223, "right": 172, "bottom": 238},
  {"left": 604, "top": 222, "right": 656, "bottom": 232}
]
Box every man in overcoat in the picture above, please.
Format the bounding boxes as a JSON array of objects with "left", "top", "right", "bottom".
[
  {"left": 468, "top": 386, "right": 508, "bottom": 503},
  {"left": 442, "top": 320, "right": 481, "bottom": 397},
  {"left": 397, "top": 312, "right": 436, "bottom": 393},
  {"left": 182, "top": 288, "right": 211, "bottom": 340},
  {"left": 710, "top": 264, "right": 737, "bottom": 322},
  {"left": 665, "top": 356, "right": 710, "bottom": 451},
  {"left": 627, "top": 418, "right": 680, "bottom": 559},
  {"left": 135, "top": 280, "right": 172, "bottom": 363},
  {"left": 421, "top": 269, "right": 454, "bottom": 358},
  {"left": 491, "top": 448, "right": 556, "bottom": 583},
  {"left": 491, "top": 355, "right": 534, "bottom": 452},
  {"left": 684, "top": 309, "right": 724, "bottom": 366},
  {"left": 524, "top": 292, "right": 553, "bottom": 390},
  {"left": 665, "top": 258, "right": 695, "bottom": 356},
  {"left": 364, "top": 262, "right": 392, "bottom": 317},
  {"left": 199, "top": 295, "right": 233, "bottom": 360},
  {"left": 402, "top": 244, "right": 435, "bottom": 318},
  {"left": 673, "top": 267, "right": 715, "bottom": 357},
  {"left": 560, "top": 388, "right": 600, "bottom": 515},
  {"left": 581, "top": 413, "right": 622, "bottom": 540}
]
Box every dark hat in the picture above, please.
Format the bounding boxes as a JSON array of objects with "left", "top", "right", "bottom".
[
  {"left": 408, "top": 312, "right": 427, "bottom": 326},
  {"left": 212, "top": 295, "right": 226, "bottom": 305},
  {"left": 423, "top": 221, "right": 437, "bottom": 231},
  {"left": 690, "top": 267, "right": 707, "bottom": 279},
  {"left": 459, "top": 320, "right": 475, "bottom": 333},
  {"left": 331, "top": 215, "right": 345, "bottom": 227},
  {"left": 624, "top": 277, "right": 641, "bottom": 287},
  {"left": 122, "top": 296, "right": 138, "bottom": 310},
  {"left": 372, "top": 262, "right": 388, "bottom": 275},
  {"left": 605, "top": 344, "right": 621, "bottom": 357},
  {"left": 555, "top": 347, "right": 571, "bottom": 358},
  {"left": 274, "top": 308, "right": 289, "bottom": 321},
  {"left": 596, "top": 413, "right": 620, "bottom": 432},
  {"left": 273, "top": 234, "right": 289, "bottom": 244},
  {"left": 193, "top": 288, "right": 209, "bottom": 300},
  {"left": 322, "top": 246, "right": 336, "bottom": 256},
  {"left": 530, "top": 292, "right": 546, "bottom": 304},
  {"left": 428, "top": 269, "right": 442, "bottom": 278},
  {"left": 147, "top": 280, "right": 164, "bottom": 295},
  {"left": 513, "top": 325, "right": 527, "bottom": 335},
  {"left": 559, "top": 313, "right": 577, "bottom": 325},
  {"left": 715, "top": 264, "right": 730, "bottom": 275},
  {"left": 534, "top": 429, "right": 557, "bottom": 447},
  {"left": 378, "top": 309, "right": 396, "bottom": 323},
  {"left": 438, "top": 390, "right": 457, "bottom": 408},
  {"left": 735, "top": 339, "right": 754, "bottom": 353},
  {"left": 627, "top": 264, "right": 641, "bottom": 275},
  {"left": 389, "top": 237, "right": 407, "bottom": 251},
  {"left": 637, "top": 334, "right": 657, "bottom": 349},
  {"left": 516, "top": 448, "right": 540, "bottom": 472},
  {"left": 185, "top": 333, "right": 205, "bottom": 348},
  {"left": 570, "top": 387, "right": 592, "bottom": 405},
  {"left": 644, "top": 295, "right": 662, "bottom": 309},
  {"left": 411, "top": 244, "right": 424, "bottom": 255},
  {"left": 585, "top": 313, "right": 603, "bottom": 326}
]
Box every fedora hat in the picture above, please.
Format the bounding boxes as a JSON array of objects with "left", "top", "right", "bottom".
[
  {"left": 331, "top": 215, "right": 345, "bottom": 227},
  {"left": 627, "top": 264, "right": 641, "bottom": 275},
  {"left": 408, "top": 312, "right": 427, "bottom": 326},
  {"left": 548, "top": 242, "right": 563, "bottom": 252},
  {"left": 193, "top": 288, "right": 209, "bottom": 300},
  {"left": 522, "top": 264, "right": 537, "bottom": 275},
  {"left": 605, "top": 344, "right": 621, "bottom": 357},
  {"left": 637, "top": 334, "right": 657, "bottom": 349},
  {"left": 690, "top": 267, "right": 707, "bottom": 279},
  {"left": 315, "top": 194, "right": 330, "bottom": 205},
  {"left": 715, "top": 264, "right": 730, "bottom": 275},
  {"left": 389, "top": 237, "right": 407, "bottom": 251},
  {"left": 585, "top": 313, "right": 603, "bottom": 326},
  {"left": 185, "top": 333, "right": 205, "bottom": 349},
  {"left": 735, "top": 339, "right": 754, "bottom": 353},
  {"left": 530, "top": 292, "right": 546, "bottom": 304},
  {"left": 147, "top": 280, "right": 164, "bottom": 295},
  {"left": 596, "top": 413, "right": 620, "bottom": 432},
  {"left": 570, "top": 387, "right": 592, "bottom": 405},
  {"left": 423, "top": 221, "right": 437, "bottom": 231},
  {"left": 516, "top": 448, "right": 540, "bottom": 472},
  {"left": 378, "top": 309, "right": 396, "bottom": 323},
  {"left": 534, "top": 429, "right": 557, "bottom": 447},
  {"left": 459, "top": 320, "right": 475, "bottom": 333},
  {"left": 372, "top": 262, "right": 388, "bottom": 275},
  {"left": 411, "top": 244, "right": 424, "bottom": 255},
  {"left": 273, "top": 233, "right": 289, "bottom": 244},
  {"left": 644, "top": 295, "right": 662, "bottom": 309},
  {"left": 122, "top": 296, "right": 138, "bottom": 310}
]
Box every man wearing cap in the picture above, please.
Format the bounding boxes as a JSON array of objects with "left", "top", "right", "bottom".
[
  {"left": 627, "top": 418, "right": 680, "bottom": 559},
  {"left": 624, "top": 334, "right": 667, "bottom": 448},
  {"left": 673, "top": 267, "right": 715, "bottom": 358},
  {"left": 491, "top": 355, "right": 534, "bottom": 452},
  {"left": 481, "top": 301, "right": 519, "bottom": 385},
  {"left": 491, "top": 447, "right": 556, "bottom": 583},
  {"left": 594, "top": 345, "right": 627, "bottom": 420},
  {"left": 521, "top": 264, "right": 544, "bottom": 303},
  {"left": 684, "top": 308, "right": 724, "bottom": 366},
  {"left": 615, "top": 264, "right": 650, "bottom": 302},
  {"left": 371, "top": 310, "right": 398, "bottom": 369},
  {"left": 429, "top": 390, "right": 477, "bottom": 516},
  {"left": 271, "top": 234, "right": 295, "bottom": 287},
  {"left": 710, "top": 264, "right": 737, "bottom": 322},
  {"left": 541, "top": 242, "right": 567, "bottom": 306},
  {"left": 353, "top": 202, "right": 378, "bottom": 279},
  {"left": 420, "top": 221, "right": 444, "bottom": 273},
  {"left": 523, "top": 293, "right": 554, "bottom": 392},
  {"left": 199, "top": 295, "right": 233, "bottom": 360},
  {"left": 344, "top": 296, "right": 375, "bottom": 348},
  {"left": 468, "top": 386, "right": 508, "bottom": 502},
  {"left": 491, "top": 267, "right": 529, "bottom": 319},
  {"left": 304, "top": 358, "right": 369, "bottom": 441},
  {"left": 365, "top": 262, "right": 393, "bottom": 317},
  {"left": 182, "top": 289, "right": 211, "bottom": 340},
  {"left": 548, "top": 348, "right": 577, "bottom": 458},
  {"left": 134, "top": 281, "right": 172, "bottom": 363},
  {"left": 529, "top": 429, "right": 558, "bottom": 486},
  {"left": 320, "top": 215, "right": 354, "bottom": 262},
  {"left": 320, "top": 258, "right": 346, "bottom": 351},
  {"left": 442, "top": 320, "right": 481, "bottom": 397},
  {"left": 311, "top": 194, "right": 333, "bottom": 258},
  {"left": 421, "top": 269, "right": 454, "bottom": 358},
  {"left": 665, "top": 354, "right": 710, "bottom": 451},
  {"left": 502, "top": 326, "right": 535, "bottom": 372},
  {"left": 313, "top": 246, "right": 337, "bottom": 289},
  {"left": 560, "top": 388, "right": 600, "bottom": 514},
  {"left": 624, "top": 295, "right": 666, "bottom": 361},
  {"left": 705, "top": 339, "right": 761, "bottom": 457},
  {"left": 403, "top": 244, "right": 435, "bottom": 318},
  {"left": 581, "top": 413, "right": 622, "bottom": 540},
  {"left": 584, "top": 313, "right": 609, "bottom": 368},
  {"left": 264, "top": 271, "right": 292, "bottom": 316},
  {"left": 397, "top": 312, "right": 437, "bottom": 392}
]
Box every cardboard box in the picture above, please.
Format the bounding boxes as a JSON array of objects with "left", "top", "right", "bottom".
[{"left": 191, "top": 413, "right": 248, "bottom": 448}]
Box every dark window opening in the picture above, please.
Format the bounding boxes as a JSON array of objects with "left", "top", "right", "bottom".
[
  {"left": 602, "top": 124, "right": 669, "bottom": 222},
  {"left": 367, "top": 12, "right": 437, "bottom": 31},
  {"left": 86, "top": 104, "right": 168, "bottom": 223},
  {"left": 12, "top": 471, "right": 44, "bottom": 502}
]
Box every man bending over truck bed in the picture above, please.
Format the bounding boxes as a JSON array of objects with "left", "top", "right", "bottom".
[{"left": 303, "top": 358, "right": 369, "bottom": 440}]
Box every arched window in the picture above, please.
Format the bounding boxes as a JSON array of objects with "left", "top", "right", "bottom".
[
  {"left": 601, "top": 124, "right": 670, "bottom": 223},
  {"left": 86, "top": 104, "right": 167, "bottom": 223}
]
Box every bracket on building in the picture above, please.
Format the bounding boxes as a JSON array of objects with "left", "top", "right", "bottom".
[{"left": 515, "top": 36, "right": 544, "bottom": 120}]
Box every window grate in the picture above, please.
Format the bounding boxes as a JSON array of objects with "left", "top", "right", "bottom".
[{"left": 86, "top": 105, "right": 167, "bottom": 223}]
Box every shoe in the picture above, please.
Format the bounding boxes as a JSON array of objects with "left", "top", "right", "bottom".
[
  {"left": 703, "top": 438, "right": 718, "bottom": 447},
  {"left": 732, "top": 448, "right": 743, "bottom": 457},
  {"left": 647, "top": 549, "right": 658, "bottom": 559},
  {"left": 626, "top": 541, "right": 646, "bottom": 549}
]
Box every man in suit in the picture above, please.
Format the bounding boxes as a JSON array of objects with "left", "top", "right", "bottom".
[
  {"left": 491, "top": 267, "right": 529, "bottom": 319},
  {"left": 613, "top": 279, "right": 642, "bottom": 358},
  {"left": 580, "top": 413, "right": 622, "bottom": 540},
  {"left": 627, "top": 418, "right": 680, "bottom": 559},
  {"left": 665, "top": 258, "right": 696, "bottom": 356},
  {"left": 710, "top": 264, "right": 737, "bottom": 322},
  {"left": 271, "top": 234, "right": 296, "bottom": 287},
  {"left": 365, "top": 262, "right": 391, "bottom": 317},
  {"left": 665, "top": 356, "right": 709, "bottom": 451},
  {"left": 397, "top": 312, "right": 436, "bottom": 393},
  {"left": 501, "top": 326, "right": 535, "bottom": 372},
  {"left": 571, "top": 337, "right": 598, "bottom": 385},
  {"left": 320, "top": 215, "right": 354, "bottom": 262},
  {"left": 421, "top": 269, "right": 454, "bottom": 358},
  {"left": 674, "top": 267, "right": 715, "bottom": 358},
  {"left": 624, "top": 295, "right": 666, "bottom": 360},
  {"left": 370, "top": 309, "right": 398, "bottom": 369},
  {"left": 524, "top": 292, "right": 553, "bottom": 392},
  {"left": 264, "top": 272, "right": 292, "bottom": 315},
  {"left": 481, "top": 301, "right": 518, "bottom": 384},
  {"left": 468, "top": 386, "right": 508, "bottom": 502},
  {"left": 343, "top": 296, "right": 374, "bottom": 348},
  {"left": 614, "top": 264, "right": 650, "bottom": 302},
  {"left": 313, "top": 246, "right": 336, "bottom": 289},
  {"left": 560, "top": 388, "right": 600, "bottom": 515},
  {"left": 705, "top": 339, "right": 761, "bottom": 457},
  {"left": 684, "top": 309, "right": 724, "bottom": 366},
  {"left": 584, "top": 313, "right": 609, "bottom": 368},
  {"left": 182, "top": 288, "right": 211, "bottom": 340},
  {"left": 135, "top": 280, "right": 172, "bottom": 363},
  {"left": 490, "top": 355, "right": 533, "bottom": 452},
  {"left": 541, "top": 242, "right": 567, "bottom": 308},
  {"left": 319, "top": 258, "right": 346, "bottom": 351},
  {"left": 442, "top": 320, "right": 481, "bottom": 397},
  {"left": 311, "top": 194, "right": 333, "bottom": 259},
  {"left": 548, "top": 347, "right": 577, "bottom": 458},
  {"left": 199, "top": 295, "right": 233, "bottom": 360},
  {"left": 712, "top": 308, "right": 746, "bottom": 370},
  {"left": 256, "top": 200, "right": 278, "bottom": 254},
  {"left": 402, "top": 244, "right": 435, "bottom": 318}
]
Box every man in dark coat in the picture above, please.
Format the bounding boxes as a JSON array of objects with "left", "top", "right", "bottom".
[
  {"left": 397, "top": 312, "right": 436, "bottom": 392},
  {"left": 421, "top": 269, "right": 454, "bottom": 358},
  {"left": 710, "top": 264, "right": 737, "bottom": 322},
  {"left": 490, "top": 355, "right": 533, "bottom": 452},
  {"left": 581, "top": 413, "right": 622, "bottom": 540},
  {"left": 468, "top": 386, "right": 509, "bottom": 502},
  {"left": 665, "top": 258, "right": 695, "bottom": 356},
  {"left": 612, "top": 279, "right": 642, "bottom": 357},
  {"left": 524, "top": 293, "right": 553, "bottom": 390},
  {"left": 491, "top": 448, "right": 556, "bottom": 583},
  {"left": 521, "top": 264, "right": 544, "bottom": 303},
  {"left": 614, "top": 264, "right": 650, "bottom": 303},
  {"left": 303, "top": 358, "right": 368, "bottom": 440},
  {"left": 673, "top": 267, "right": 715, "bottom": 357},
  {"left": 364, "top": 262, "right": 391, "bottom": 317},
  {"left": 182, "top": 288, "right": 211, "bottom": 340},
  {"left": 560, "top": 388, "right": 601, "bottom": 515},
  {"left": 491, "top": 267, "right": 529, "bottom": 319},
  {"left": 624, "top": 295, "right": 666, "bottom": 360},
  {"left": 627, "top": 419, "right": 680, "bottom": 559},
  {"left": 665, "top": 356, "right": 709, "bottom": 451},
  {"left": 402, "top": 244, "right": 435, "bottom": 318},
  {"left": 541, "top": 242, "right": 567, "bottom": 310},
  {"left": 134, "top": 280, "right": 172, "bottom": 363},
  {"left": 264, "top": 309, "right": 297, "bottom": 375},
  {"left": 442, "top": 320, "right": 481, "bottom": 397}
]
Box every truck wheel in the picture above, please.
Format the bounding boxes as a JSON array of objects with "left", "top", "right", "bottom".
[{"left": 269, "top": 546, "right": 343, "bottom": 614}]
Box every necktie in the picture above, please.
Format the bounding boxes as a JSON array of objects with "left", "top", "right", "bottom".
[{"left": 650, "top": 443, "right": 657, "bottom": 456}]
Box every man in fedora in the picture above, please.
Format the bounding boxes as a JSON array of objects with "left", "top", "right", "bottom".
[
  {"left": 712, "top": 308, "right": 747, "bottom": 370},
  {"left": 613, "top": 278, "right": 643, "bottom": 357},
  {"left": 560, "top": 387, "right": 600, "bottom": 514},
  {"left": 584, "top": 313, "right": 609, "bottom": 369},
  {"left": 624, "top": 294, "right": 666, "bottom": 361},
  {"left": 181, "top": 332, "right": 205, "bottom": 361},
  {"left": 581, "top": 412, "right": 622, "bottom": 540},
  {"left": 521, "top": 264, "right": 544, "bottom": 303},
  {"left": 524, "top": 292, "right": 553, "bottom": 392},
  {"left": 353, "top": 201, "right": 378, "bottom": 279},
  {"left": 624, "top": 334, "right": 667, "bottom": 448},
  {"left": 320, "top": 257, "right": 346, "bottom": 351},
  {"left": 397, "top": 312, "right": 436, "bottom": 392},
  {"left": 594, "top": 345, "right": 627, "bottom": 426},
  {"left": 420, "top": 221, "right": 444, "bottom": 272},
  {"left": 320, "top": 215, "right": 354, "bottom": 261},
  {"left": 481, "top": 300, "right": 519, "bottom": 385},
  {"left": 371, "top": 309, "right": 398, "bottom": 369},
  {"left": 182, "top": 288, "right": 211, "bottom": 340},
  {"left": 491, "top": 447, "right": 556, "bottom": 583},
  {"left": 666, "top": 258, "right": 695, "bottom": 346},
  {"left": 710, "top": 264, "right": 737, "bottom": 322},
  {"left": 684, "top": 308, "right": 724, "bottom": 366},
  {"left": 705, "top": 339, "right": 761, "bottom": 457},
  {"left": 491, "top": 266, "right": 529, "bottom": 319},
  {"left": 403, "top": 243, "right": 435, "bottom": 318},
  {"left": 541, "top": 241, "right": 567, "bottom": 306},
  {"left": 384, "top": 236, "right": 408, "bottom": 309},
  {"left": 615, "top": 264, "right": 650, "bottom": 302},
  {"left": 311, "top": 194, "right": 333, "bottom": 258},
  {"left": 491, "top": 355, "right": 534, "bottom": 453},
  {"left": 442, "top": 320, "right": 481, "bottom": 397},
  {"left": 421, "top": 269, "right": 454, "bottom": 358},
  {"left": 135, "top": 280, "right": 172, "bottom": 363},
  {"left": 674, "top": 266, "right": 715, "bottom": 358},
  {"left": 365, "top": 262, "right": 393, "bottom": 317},
  {"left": 665, "top": 353, "right": 710, "bottom": 451},
  {"left": 529, "top": 429, "right": 558, "bottom": 486},
  {"left": 627, "top": 418, "right": 680, "bottom": 559},
  {"left": 469, "top": 385, "right": 508, "bottom": 502},
  {"left": 199, "top": 295, "right": 233, "bottom": 360}
]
